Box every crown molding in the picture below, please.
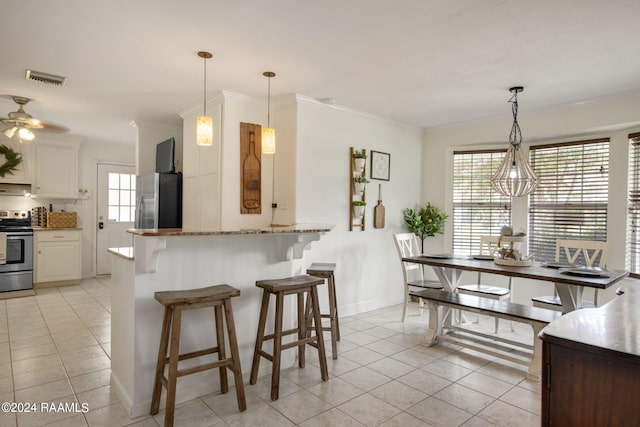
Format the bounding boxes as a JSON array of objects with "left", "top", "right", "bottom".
[{"left": 294, "top": 94, "right": 421, "bottom": 130}]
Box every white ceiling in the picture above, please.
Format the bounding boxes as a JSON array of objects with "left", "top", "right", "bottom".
[{"left": 1, "top": 0, "right": 640, "bottom": 144}]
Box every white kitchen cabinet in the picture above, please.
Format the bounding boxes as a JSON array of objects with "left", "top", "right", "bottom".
[
  {"left": 34, "top": 229, "right": 81, "bottom": 284},
  {"left": 0, "top": 140, "right": 34, "bottom": 184},
  {"left": 34, "top": 142, "right": 79, "bottom": 198}
]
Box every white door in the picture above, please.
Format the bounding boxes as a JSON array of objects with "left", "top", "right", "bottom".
[{"left": 96, "top": 163, "right": 136, "bottom": 275}]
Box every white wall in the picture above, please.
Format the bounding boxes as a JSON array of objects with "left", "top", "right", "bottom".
[
  {"left": 181, "top": 93, "right": 223, "bottom": 231},
  {"left": 0, "top": 138, "right": 135, "bottom": 279},
  {"left": 422, "top": 91, "right": 640, "bottom": 305},
  {"left": 75, "top": 139, "right": 135, "bottom": 278},
  {"left": 181, "top": 90, "right": 286, "bottom": 231},
  {"left": 134, "top": 121, "right": 183, "bottom": 175},
  {"left": 219, "top": 93, "right": 274, "bottom": 229},
  {"left": 295, "top": 97, "right": 424, "bottom": 315}
]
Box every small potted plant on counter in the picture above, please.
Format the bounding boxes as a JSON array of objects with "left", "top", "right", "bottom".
[
  {"left": 353, "top": 174, "right": 369, "bottom": 195},
  {"left": 352, "top": 200, "right": 366, "bottom": 218}
]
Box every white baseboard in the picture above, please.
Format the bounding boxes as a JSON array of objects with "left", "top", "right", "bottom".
[{"left": 338, "top": 294, "right": 404, "bottom": 317}]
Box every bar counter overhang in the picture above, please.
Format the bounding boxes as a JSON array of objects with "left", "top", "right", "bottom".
[{"left": 109, "top": 224, "right": 334, "bottom": 417}]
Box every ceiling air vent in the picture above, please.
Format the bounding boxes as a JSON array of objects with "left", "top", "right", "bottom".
[{"left": 25, "top": 69, "right": 67, "bottom": 86}]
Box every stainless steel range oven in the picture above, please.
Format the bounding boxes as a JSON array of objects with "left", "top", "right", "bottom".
[{"left": 0, "top": 210, "right": 34, "bottom": 293}]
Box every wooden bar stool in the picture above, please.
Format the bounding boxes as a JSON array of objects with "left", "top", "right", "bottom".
[
  {"left": 150, "top": 284, "right": 246, "bottom": 427},
  {"left": 249, "top": 275, "right": 329, "bottom": 401},
  {"left": 305, "top": 263, "right": 340, "bottom": 359}
]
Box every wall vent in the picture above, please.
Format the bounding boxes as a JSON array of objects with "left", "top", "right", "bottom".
[{"left": 25, "top": 69, "right": 67, "bottom": 86}]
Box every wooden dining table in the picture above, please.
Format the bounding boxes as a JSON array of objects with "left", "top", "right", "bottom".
[{"left": 402, "top": 255, "right": 629, "bottom": 313}]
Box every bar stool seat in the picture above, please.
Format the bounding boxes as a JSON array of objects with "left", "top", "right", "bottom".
[
  {"left": 150, "top": 284, "right": 246, "bottom": 427},
  {"left": 250, "top": 275, "right": 329, "bottom": 401},
  {"left": 306, "top": 263, "right": 340, "bottom": 359}
]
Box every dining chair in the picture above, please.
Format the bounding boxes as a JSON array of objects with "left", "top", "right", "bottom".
[
  {"left": 393, "top": 233, "right": 444, "bottom": 322},
  {"left": 456, "top": 235, "right": 512, "bottom": 333},
  {"left": 531, "top": 239, "right": 609, "bottom": 310}
]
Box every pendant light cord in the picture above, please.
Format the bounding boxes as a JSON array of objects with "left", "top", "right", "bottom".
[
  {"left": 203, "top": 56, "right": 207, "bottom": 116},
  {"left": 267, "top": 75, "right": 271, "bottom": 128},
  {"left": 509, "top": 89, "right": 522, "bottom": 148}
]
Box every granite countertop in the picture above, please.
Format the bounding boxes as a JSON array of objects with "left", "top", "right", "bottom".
[
  {"left": 127, "top": 223, "right": 334, "bottom": 236},
  {"left": 540, "top": 279, "right": 640, "bottom": 358}
]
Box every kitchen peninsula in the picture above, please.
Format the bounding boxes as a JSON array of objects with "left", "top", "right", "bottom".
[{"left": 109, "top": 223, "right": 333, "bottom": 417}]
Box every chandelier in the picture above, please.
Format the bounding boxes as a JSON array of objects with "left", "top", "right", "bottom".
[{"left": 490, "top": 86, "right": 538, "bottom": 197}]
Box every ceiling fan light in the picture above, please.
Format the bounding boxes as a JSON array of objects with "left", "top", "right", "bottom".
[
  {"left": 18, "top": 127, "right": 35, "bottom": 141},
  {"left": 196, "top": 116, "right": 213, "bottom": 146},
  {"left": 3, "top": 127, "right": 17, "bottom": 139},
  {"left": 262, "top": 128, "right": 276, "bottom": 154}
]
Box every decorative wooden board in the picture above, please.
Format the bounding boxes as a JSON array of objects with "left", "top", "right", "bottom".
[
  {"left": 374, "top": 183, "right": 385, "bottom": 228},
  {"left": 240, "top": 122, "right": 262, "bottom": 214}
]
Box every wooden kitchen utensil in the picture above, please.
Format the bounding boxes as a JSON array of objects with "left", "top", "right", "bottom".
[{"left": 374, "top": 184, "right": 385, "bottom": 228}]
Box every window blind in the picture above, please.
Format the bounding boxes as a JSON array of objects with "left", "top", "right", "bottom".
[
  {"left": 529, "top": 139, "right": 609, "bottom": 263},
  {"left": 452, "top": 150, "right": 511, "bottom": 255},
  {"left": 627, "top": 133, "right": 640, "bottom": 275}
]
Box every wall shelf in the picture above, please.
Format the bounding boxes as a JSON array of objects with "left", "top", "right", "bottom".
[{"left": 350, "top": 147, "right": 367, "bottom": 231}]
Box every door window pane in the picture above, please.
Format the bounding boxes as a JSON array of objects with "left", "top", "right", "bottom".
[{"left": 107, "top": 173, "right": 136, "bottom": 222}]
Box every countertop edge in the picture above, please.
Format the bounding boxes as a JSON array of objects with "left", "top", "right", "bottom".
[
  {"left": 539, "top": 280, "right": 640, "bottom": 358},
  {"left": 108, "top": 247, "right": 134, "bottom": 260},
  {"left": 33, "top": 227, "right": 83, "bottom": 231},
  {"left": 127, "top": 223, "right": 335, "bottom": 236}
]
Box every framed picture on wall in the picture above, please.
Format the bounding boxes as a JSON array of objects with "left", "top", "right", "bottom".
[{"left": 370, "top": 150, "right": 390, "bottom": 181}]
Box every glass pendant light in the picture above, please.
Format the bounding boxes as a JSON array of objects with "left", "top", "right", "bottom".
[
  {"left": 262, "top": 71, "right": 276, "bottom": 154},
  {"left": 196, "top": 51, "right": 213, "bottom": 146},
  {"left": 490, "top": 86, "right": 538, "bottom": 197}
]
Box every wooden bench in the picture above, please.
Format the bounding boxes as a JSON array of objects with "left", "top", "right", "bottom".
[{"left": 409, "top": 289, "right": 561, "bottom": 381}]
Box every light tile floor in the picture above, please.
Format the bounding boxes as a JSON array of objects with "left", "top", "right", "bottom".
[{"left": 0, "top": 278, "right": 542, "bottom": 426}]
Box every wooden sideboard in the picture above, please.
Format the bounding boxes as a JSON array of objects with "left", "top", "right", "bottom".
[{"left": 539, "top": 279, "right": 640, "bottom": 426}]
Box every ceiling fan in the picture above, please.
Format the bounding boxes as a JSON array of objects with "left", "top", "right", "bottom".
[{"left": 1, "top": 95, "right": 67, "bottom": 142}]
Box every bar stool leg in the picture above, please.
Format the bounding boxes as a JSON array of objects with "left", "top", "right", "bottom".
[
  {"left": 326, "top": 277, "right": 338, "bottom": 359},
  {"left": 297, "top": 292, "right": 306, "bottom": 368},
  {"left": 164, "top": 305, "right": 183, "bottom": 427},
  {"left": 310, "top": 286, "right": 328, "bottom": 381},
  {"left": 250, "top": 291, "right": 270, "bottom": 385},
  {"left": 271, "top": 292, "right": 285, "bottom": 401},
  {"left": 329, "top": 275, "right": 340, "bottom": 341},
  {"left": 223, "top": 299, "right": 247, "bottom": 411},
  {"left": 214, "top": 305, "right": 228, "bottom": 393},
  {"left": 150, "top": 306, "right": 172, "bottom": 415}
]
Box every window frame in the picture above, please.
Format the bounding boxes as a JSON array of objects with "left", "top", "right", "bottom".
[
  {"left": 451, "top": 149, "right": 512, "bottom": 256},
  {"left": 528, "top": 138, "right": 610, "bottom": 263},
  {"left": 627, "top": 132, "right": 640, "bottom": 277}
]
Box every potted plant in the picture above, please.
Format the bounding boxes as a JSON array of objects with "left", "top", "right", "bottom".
[
  {"left": 352, "top": 200, "right": 366, "bottom": 218},
  {"left": 353, "top": 174, "right": 369, "bottom": 195},
  {"left": 403, "top": 202, "right": 449, "bottom": 252},
  {"left": 353, "top": 149, "right": 366, "bottom": 173}
]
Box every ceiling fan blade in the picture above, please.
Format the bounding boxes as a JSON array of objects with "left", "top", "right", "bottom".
[
  {"left": 2, "top": 95, "right": 68, "bottom": 135},
  {"left": 38, "top": 121, "right": 69, "bottom": 133}
]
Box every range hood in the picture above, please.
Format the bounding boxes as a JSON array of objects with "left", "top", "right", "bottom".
[{"left": 0, "top": 183, "right": 32, "bottom": 196}]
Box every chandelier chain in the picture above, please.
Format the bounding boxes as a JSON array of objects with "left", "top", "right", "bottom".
[{"left": 509, "top": 90, "right": 522, "bottom": 147}]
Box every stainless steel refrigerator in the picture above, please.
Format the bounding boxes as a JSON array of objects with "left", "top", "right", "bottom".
[{"left": 135, "top": 173, "right": 182, "bottom": 229}]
